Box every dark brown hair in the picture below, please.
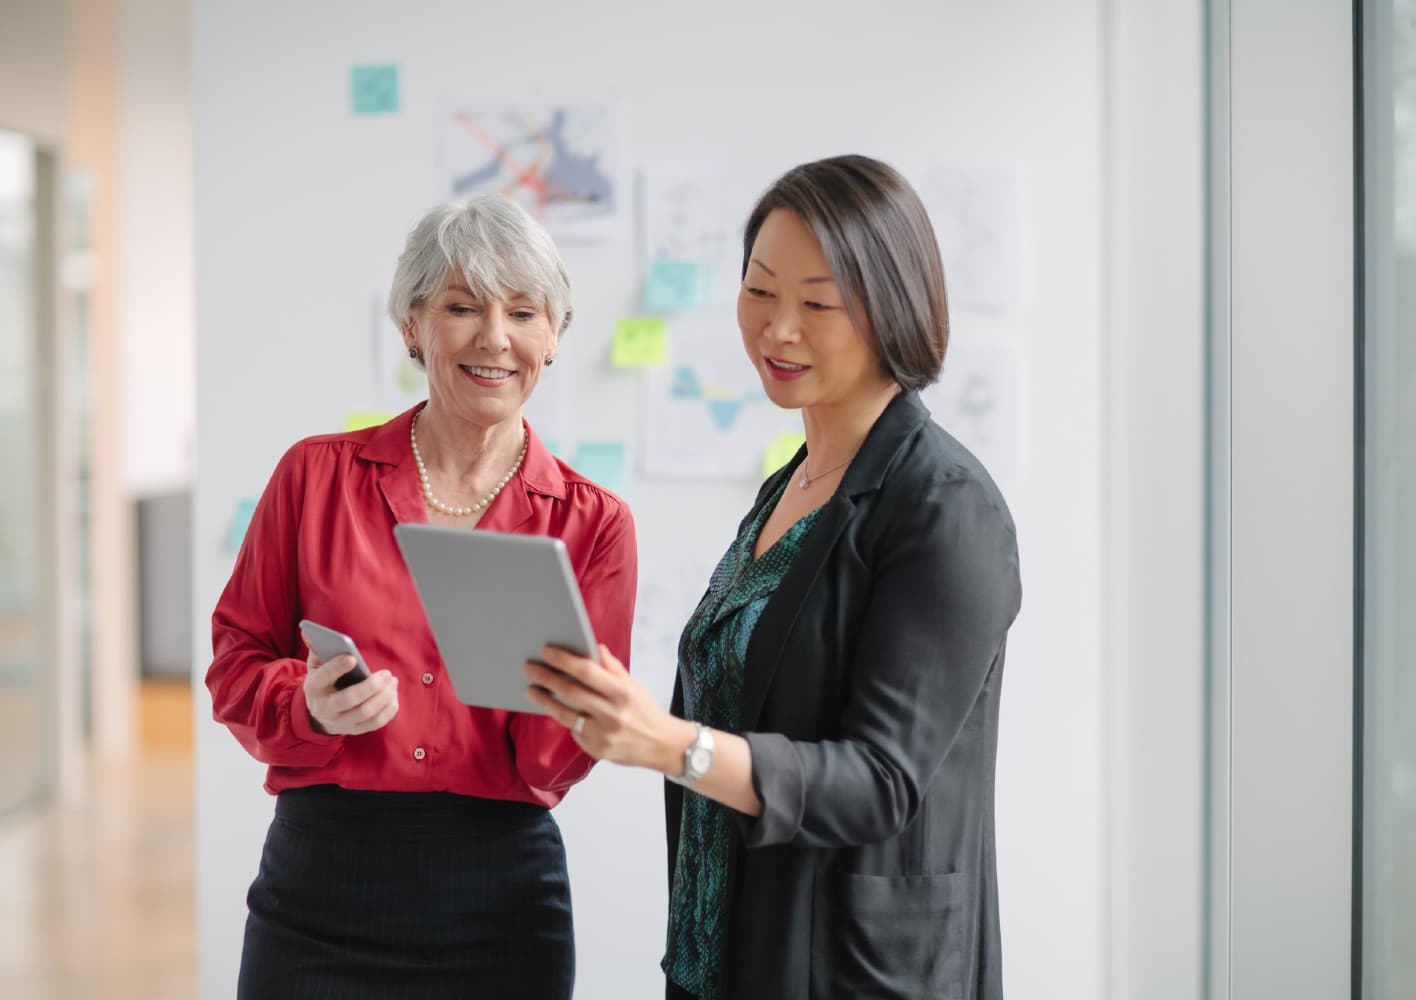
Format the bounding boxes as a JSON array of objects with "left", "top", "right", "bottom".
[{"left": 741, "top": 155, "right": 949, "bottom": 391}]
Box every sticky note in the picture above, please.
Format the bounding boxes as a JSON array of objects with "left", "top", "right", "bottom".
[
  {"left": 572, "top": 441, "right": 628, "bottom": 491},
  {"left": 763, "top": 432, "right": 807, "bottom": 478},
  {"left": 351, "top": 65, "right": 400, "bottom": 115},
  {"left": 643, "top": 259, "right": 704, "bottom": 312},
  {"left": 227, "top": 498, "right": 257, "bottom": 552},
  {"left": 344, "top": 411, "right": 393, "bottom": 432},
  {"left": 611, "top": 317, "right": 668, "bottom": 369}
]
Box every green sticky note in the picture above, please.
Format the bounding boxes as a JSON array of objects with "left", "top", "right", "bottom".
[
  {"left": 611, "top": 317, "right": 668, "bottom": 369},
  {"left": 344, "top": 411, "right": 393, "bottom": 432},
  {"left": 351, "top": 65, "right": 400, "bottom": 115},
  {"left": 763, "top": 432, "right": 806, "bottom": 479}
]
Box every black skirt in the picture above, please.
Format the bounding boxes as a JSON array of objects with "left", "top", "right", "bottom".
[{"left": 238, "top": 785, "right": 574, "bottom": 999}]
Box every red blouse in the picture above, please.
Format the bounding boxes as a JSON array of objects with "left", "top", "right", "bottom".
[{"left": 206, "top": 404, "right": 637, "bottom": 808}]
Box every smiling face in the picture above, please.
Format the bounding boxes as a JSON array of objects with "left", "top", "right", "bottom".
[
  {"left": 403, "top": 270, "right": 558, "bottom": 429},
  {"left": 737, "top": 209, "right": 896, "bottom": 411}
]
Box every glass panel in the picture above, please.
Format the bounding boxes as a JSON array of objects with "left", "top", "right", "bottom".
[
  {"left": 1362, "top": 1, "right": 1416, "bottom": 996},
  {"left": 0, "top": 130, "right": 43, "bottom": 810}
]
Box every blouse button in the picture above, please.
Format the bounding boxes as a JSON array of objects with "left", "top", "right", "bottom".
[
  {"left": 413, "top": 746, "right": 426, "bottom": 761},
  {"left": 421, "top": 672, "right": 434, "bottom": 685}
]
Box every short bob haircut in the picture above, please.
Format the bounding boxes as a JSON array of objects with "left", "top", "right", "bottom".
[
  {"left": 388, "top": 194, "right": 573, "bottom": 338},
  {"left": 741, "top": 155, "right": 948, "bottom": 392}
]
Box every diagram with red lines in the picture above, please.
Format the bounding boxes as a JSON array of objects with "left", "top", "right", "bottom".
[{"left": 441, "top": 105, "right": 620, "bottom": 241}]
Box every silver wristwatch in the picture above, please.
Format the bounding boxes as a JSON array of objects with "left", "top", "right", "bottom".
[{"left": 668, "top": 723, "right": 715, "bottom": 787}]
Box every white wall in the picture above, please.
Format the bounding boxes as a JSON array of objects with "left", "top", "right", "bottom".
[
  {"left": 192, "top": 2, "right": 1107, "bottom": 997},
  {"left": 1102, "top": 1, "right": 1206, "bottom": 996},
  {"left": 1226, "top": 1, "right": 1354, "bottom": 995},
  {"left": 119, "top": 0, "right": 195, "bottom": 495}
]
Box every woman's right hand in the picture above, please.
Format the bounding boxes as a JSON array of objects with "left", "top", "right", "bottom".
[{"left": 303, "top": 652, "right": 400, "bottom": 736}]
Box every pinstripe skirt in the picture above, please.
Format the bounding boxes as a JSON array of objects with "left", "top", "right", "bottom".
[{"left": 237, "top": 785, "right": 574, "bottom": 1000}]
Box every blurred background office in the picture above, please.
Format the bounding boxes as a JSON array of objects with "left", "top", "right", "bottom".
[{"left": 0, "top": 1, "right": 1408, "bottom": 998}]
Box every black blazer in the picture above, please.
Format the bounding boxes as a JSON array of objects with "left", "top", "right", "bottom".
[{"left": 666, "top": 391, "right": 1022, "bottom": 1000}]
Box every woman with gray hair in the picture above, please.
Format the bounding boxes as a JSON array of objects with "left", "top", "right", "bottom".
[{"left": 207, "top": 194, "right": 637, "bottom": 999}]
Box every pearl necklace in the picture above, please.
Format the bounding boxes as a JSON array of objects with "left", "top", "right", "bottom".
[{"left": 410, "top": 411, "right": 527, "bottom": 517}]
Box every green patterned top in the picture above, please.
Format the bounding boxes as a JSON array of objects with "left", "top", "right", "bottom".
[{"left": 661, "top": 476, "right": 823, "bottom": 999}]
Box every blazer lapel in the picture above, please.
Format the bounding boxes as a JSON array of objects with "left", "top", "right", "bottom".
[
  {"left": 738, "top": 391, "right": 931, "bottom": 731},
  {"left": 739, "top": 492, "right": 855, "bottom": 730}
]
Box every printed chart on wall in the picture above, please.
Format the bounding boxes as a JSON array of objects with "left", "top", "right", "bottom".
[
  {"left": 920, "top": 333, "right": 1025, "bottom": 491},
  {"left": 641, "top": 313, "right": 802, "bottom": 481},
  {"left": 630, "top": 552, "right": 716, "bottom": 695},
  {"left": 441, "top": 103, "right": 621, "bottom": 242},
  {"left": 910, "top": 162, "right": 1027, "bottom": 312},
  {"left": 639, "top": 162, "right": 769, "bottom": 310}
]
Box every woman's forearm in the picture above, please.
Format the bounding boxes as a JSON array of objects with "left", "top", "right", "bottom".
[{"left": 651, "top": 716, "right": 762, "bottom": 817}]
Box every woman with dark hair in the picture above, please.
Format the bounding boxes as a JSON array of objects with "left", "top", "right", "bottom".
[{"left": 524, "top": 155, "right": 1021, "bottom": 999}]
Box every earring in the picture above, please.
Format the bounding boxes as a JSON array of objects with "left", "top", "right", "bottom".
[
  {"left": 544, "top": 355, "right": 555, "bottom": 366},
  {"left": 408, "top": 346, "right": 421, "bottom": 360}
]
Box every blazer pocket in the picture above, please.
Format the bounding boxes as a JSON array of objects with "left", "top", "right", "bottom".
[{"left": 810, "top": 870, "right": 967, "bottom": 1000}]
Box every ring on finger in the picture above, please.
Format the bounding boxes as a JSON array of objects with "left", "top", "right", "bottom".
[{"left": 572, "top": 714, "right": 587, "bottom": 737}]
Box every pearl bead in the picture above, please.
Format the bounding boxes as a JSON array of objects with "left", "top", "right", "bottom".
[{"left": 410, "top": 411, "right": 527, "bottom": 517}]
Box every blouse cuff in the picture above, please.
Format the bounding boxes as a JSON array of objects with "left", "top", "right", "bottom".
[{"left": 289, "top": 683, "right": 345, "bottom": 748}]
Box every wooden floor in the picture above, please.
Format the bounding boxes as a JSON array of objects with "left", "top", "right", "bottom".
[{"left": 0, "top": 681, "right": 197, "bottom": 999}]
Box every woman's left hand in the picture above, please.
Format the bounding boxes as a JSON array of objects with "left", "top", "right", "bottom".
[{"left": 524, "top": 645, "right": 693, "bottom": 774}]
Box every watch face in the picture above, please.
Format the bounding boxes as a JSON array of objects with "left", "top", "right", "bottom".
[{"left": 688, "top": 747, "right": 712, "bottom": 775}]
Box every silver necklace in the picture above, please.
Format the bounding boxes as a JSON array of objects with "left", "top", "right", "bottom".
[
  {"left": 410, "top": 411, "right": 527, "bottom": 516},
  {"left": 798, "top": 453, "right": 853, "bottom": 490}
]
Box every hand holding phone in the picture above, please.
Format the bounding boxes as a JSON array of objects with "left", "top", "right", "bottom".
[
  {"left": 298, "top": 620, "right": 373, "bottom": 689},
  {"left": 298, "top": 620, "right": 400, "bottom": 737}
]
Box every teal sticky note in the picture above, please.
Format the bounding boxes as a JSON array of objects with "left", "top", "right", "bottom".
[
  {"left": 227, "top": 498, "right": 257, "bottom": 552},
  {"left": 643, "top": 259, "right": 704, "bottom": 312},
  {"left": 351, "top": 65, "right": 400, "bottom": 115},
  {"left": 571, "top": 441, "right": 628, "bottom": 491}
]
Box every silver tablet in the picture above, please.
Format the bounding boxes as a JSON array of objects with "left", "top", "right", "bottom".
[{"left": 393, "top": 524, "right": 600, "bottom": 714}]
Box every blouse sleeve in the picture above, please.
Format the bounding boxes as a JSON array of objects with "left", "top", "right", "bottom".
[
  {"left": 736, "top": 473, "right": 1022, "bottom": 849},
  {"left": 206, "top": 440, "right": 345, "bottom": 767},
  {"left": 508, "top": 495, "right": 638, "bottom": 799}
]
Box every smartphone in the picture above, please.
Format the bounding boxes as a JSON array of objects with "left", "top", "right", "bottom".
[{"left": 298, "top": 620, "right": 373, "bottom": 690}]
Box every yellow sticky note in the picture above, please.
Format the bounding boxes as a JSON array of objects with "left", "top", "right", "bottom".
[
  {"left": 611, "top": 317, "right": 668, "bottom": 369},
  {"left": 763, "top": 432, "right": 807, "bottom": 479},
  {"left": 344, "top": 411, "right": 393, "bottom": 432}
]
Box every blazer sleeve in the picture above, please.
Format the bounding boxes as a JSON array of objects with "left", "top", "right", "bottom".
[
  {"left": 736, "top": 473, "right": 1021, "bottom": 849},
  {"left": 509, "top": 496, "right": 638, "bottom": 795},
  {"left": 206, "top": 440, "right": 346, "bottom": 767}
]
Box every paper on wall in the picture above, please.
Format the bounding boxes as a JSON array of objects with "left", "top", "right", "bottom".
[
  {"left": 920, "top": 333, "right": 1025, "bottom": 490},
  {"left": 640, "top": 162, "right": 770, "bottom": 308},
  {"left": 441, "top": 103, "right": 622, "bottom": 243}
]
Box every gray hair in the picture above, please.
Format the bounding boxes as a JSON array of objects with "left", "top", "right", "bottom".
[{"left": 388, "top": 195, "right": 573, "bottom": 334}]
